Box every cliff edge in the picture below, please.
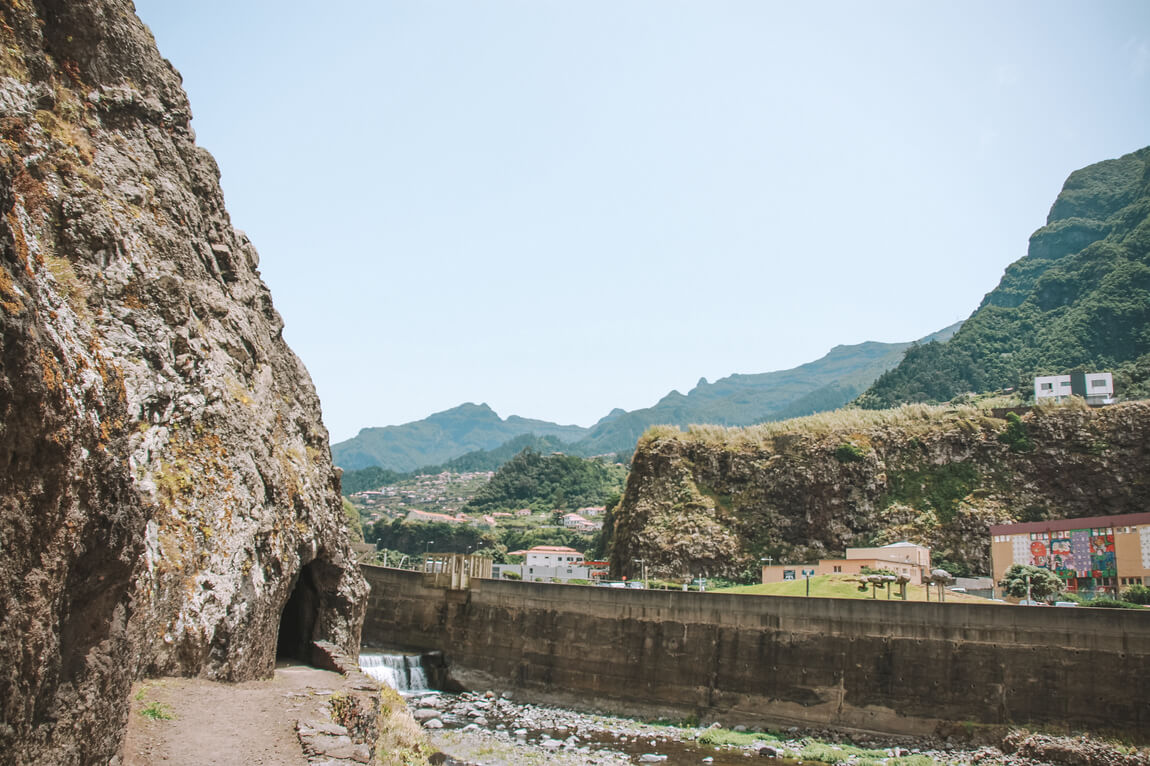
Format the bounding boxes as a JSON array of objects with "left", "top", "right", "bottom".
[
  {"left": 610, "top": 401, "right": 1150, "bottom": 580},
  {"left": 0, "top": 2, "right": 366, "bottom": 764}
]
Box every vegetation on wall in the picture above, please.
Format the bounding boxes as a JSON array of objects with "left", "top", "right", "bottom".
[
  {"left": 998, "top": 412, "right": 1034, "bottom": 452},
  {"left": 885, "top": 462, "right": 981, "bottom": 523}
]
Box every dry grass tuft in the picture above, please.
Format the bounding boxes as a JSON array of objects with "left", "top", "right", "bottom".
[{"left": 374, "top": 685, "right": 431, "bottom": 766}]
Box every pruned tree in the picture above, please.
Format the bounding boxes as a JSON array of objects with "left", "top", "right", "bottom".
[{"left": 998, "top": 564, "right": 1063, "bottom": 603}]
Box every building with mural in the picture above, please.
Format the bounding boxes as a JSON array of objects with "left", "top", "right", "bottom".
[{"left": 990, "top": 512, "right": 1150, "bottom": 595}]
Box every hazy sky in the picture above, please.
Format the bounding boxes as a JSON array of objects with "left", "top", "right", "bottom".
[{"left": 132, "top": 1, "right": 1150, "bottom": 443}]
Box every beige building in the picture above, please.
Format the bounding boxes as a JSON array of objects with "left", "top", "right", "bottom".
[
  {"left": 990, "top": 512, "right": 1150, "bottom": 595},
  {"left": 761, "top": 542, "right": 931, "bottom": 586}
]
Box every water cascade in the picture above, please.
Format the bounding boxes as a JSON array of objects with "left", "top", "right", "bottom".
[{"left": 359, "top": 652, "right": 430, "bottom": 693}]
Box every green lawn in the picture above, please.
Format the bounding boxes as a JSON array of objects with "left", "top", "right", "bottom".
[{"left": 714, "top": 574, "right": 998, "bottom": 603}]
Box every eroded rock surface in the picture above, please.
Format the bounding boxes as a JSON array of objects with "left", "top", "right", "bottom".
[
  {"left": 610, "top": 402, "right": 1150, "bottom": 579},
  {"left": 0, "top": 2, "right": 366, "bottom": 763}
]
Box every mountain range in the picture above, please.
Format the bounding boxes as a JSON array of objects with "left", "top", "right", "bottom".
[
  {"left": 332, "top": 322, "right": 960, "bottom": 472},
  {"left": 336, "top": 143, "right": 1150, "bottom": 475}
]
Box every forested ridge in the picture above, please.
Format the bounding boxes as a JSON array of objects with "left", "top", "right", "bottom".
[
  {"left": 859, "top": 146, "right": 1150, "bottom": 408},
  {"left": 462, "top": 448, "right": 626, "bottom": 514}
]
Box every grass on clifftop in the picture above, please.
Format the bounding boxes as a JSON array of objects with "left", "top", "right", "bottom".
[
  {"left": 641, "top": 401, "right": 1006, "bottom": 449},
  {"left": 638, "top": 397, "right": 1105, "bottom": 453},
  {"left": 714, "top": 574, "right": 998, "bottom": 603}
]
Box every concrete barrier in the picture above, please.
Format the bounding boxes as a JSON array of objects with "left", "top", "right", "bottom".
[{"left": 360, "top": 565, "right": 1150, "bottom": 740}]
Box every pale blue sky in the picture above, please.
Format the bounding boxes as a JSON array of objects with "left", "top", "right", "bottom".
[{"left": 132, "top": 1, "right": 1150, "bottom": 443}]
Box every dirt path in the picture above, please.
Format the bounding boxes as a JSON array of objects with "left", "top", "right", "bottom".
[{"left": 119, "top": 662, "right": 345, "bottom": 766}]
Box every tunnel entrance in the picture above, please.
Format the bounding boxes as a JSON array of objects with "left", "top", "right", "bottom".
[{"left": 276, "top": 562, "right": 320, "bottom": 662}]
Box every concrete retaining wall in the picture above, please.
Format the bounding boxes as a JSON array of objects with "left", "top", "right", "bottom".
[{"left": 361, "top": 566, "right": 1150, "bottom": 739}]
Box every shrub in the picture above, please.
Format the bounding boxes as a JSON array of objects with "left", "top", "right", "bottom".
[
  {"left": 1120, "top": 583, "right": 1150, "bottom": 605},
  {"left": 1086, "top": 597, "right": 1141, "bottom": 609},
  {"left": 834, "top": 443, "right": 867, "bottom": 463},
  {"left": 998, "top": 412, "right": 1034, "bottom": 452}
]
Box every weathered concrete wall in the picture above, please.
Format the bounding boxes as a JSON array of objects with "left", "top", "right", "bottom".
[{"left": 361, "top": 565, "right": 1150, "bottom": 740}]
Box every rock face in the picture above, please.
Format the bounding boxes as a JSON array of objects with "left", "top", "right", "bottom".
[
  {"left": 609, "top": 402, "right": 1150, "bottom": 579},
  {"left": 0, "top": 2, "right": 366, "bottom": 764}
]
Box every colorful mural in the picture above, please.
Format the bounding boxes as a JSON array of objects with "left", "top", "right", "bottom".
[
  {"left": 1090, "top": 531, "right": 1116, "bottom": 577},
  {"left": 1030, "top": 528, "right": 1116, "bottom": 579},
  {"left": 1029, "top": 537, "right": 1047, "bottom": 568},
  {"left": 1050, "top": 536, "right": 1073, "bottom": 576},
  {"left": 1071, "top": 529, "right": 1091, "bottom": 574}
]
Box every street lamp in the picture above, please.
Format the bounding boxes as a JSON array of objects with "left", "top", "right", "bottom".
[
  {"left": 759, "top": 557, "right": 773, "bottom": 587},
  {"left": 633, "top": 558, "right": 648, "bottom": 589}
]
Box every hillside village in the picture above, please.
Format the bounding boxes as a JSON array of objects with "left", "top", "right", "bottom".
[{"left": 349, "top": 470, "right": 606, "bottom": 531}]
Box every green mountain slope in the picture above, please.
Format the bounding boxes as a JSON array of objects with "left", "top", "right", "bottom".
[
  {"left": 331, "top": 403, "right": 589, "bottom": 471},
  {"left": 570, "top": 324, "right": 960, "bottom": 456},
  {"left": 859, "top": 146, "right": 1150, "bottom": 408},
  {"left": 334, "top": 325, "right": 960, "bottom": 471}
]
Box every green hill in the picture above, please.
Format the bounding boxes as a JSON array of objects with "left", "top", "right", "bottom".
[
  {"left": 331, "top": 403, "right": 589, "bottom": 471},
  {"left": 462, "top": 448, "right": 626, "bottom": 515},
  {"left": 859, "top": 146, "right": 1150, "bottom": 408}
]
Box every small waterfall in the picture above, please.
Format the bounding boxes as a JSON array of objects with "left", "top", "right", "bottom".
[{"left": 359, "top": 652, "right": 430, "bottom": 693}]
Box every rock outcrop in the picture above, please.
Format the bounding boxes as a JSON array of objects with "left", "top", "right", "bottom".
[
  {"left": 609, "top": 401, "right": 1150, "bottom": 579},
  {"left": 0, "top": 2, "right": 366, "bottom": 764}
]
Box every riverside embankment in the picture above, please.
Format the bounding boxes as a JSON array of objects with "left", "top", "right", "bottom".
[{"left": 361, "top": 565, "right": 1150, "bottom": 742}]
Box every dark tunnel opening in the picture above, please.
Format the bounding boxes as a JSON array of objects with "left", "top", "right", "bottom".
[{"left": 276, "top": 562, "right": 320, "bottom": 662}]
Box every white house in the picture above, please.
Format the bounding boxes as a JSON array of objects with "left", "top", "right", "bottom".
[
  {"left": 1034, "top": 371, "right": 1114, "bottom": 405},
  {"left": 525, "top": 545, "right": 584, "bottom": 567},
  {"left": 493, "top": 545, "right": 592, "bottom": 582}
]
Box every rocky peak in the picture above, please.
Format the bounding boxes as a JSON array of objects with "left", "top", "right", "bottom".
[{"left": 0, "top": 2, "right": 366, "bottom": 764}]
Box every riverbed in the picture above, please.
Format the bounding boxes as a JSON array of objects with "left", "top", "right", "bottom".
[{"left": 358, "top": 652, "right": 1131, "bottom": 766}]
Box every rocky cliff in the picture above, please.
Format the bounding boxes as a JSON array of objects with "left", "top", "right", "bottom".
[
  {"left": 0, "top": 2, "right": 366, "bottom": 764},
  {"left": 609, "top": 401, "right": 1150, "bottom": 580}
]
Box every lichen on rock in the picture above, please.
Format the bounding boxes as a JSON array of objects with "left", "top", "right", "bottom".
[{"left": 0, "top": 2, "right": 366, "bottom": 764}]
